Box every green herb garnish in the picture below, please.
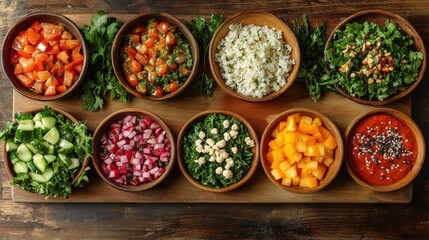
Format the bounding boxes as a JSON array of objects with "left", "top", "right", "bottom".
[
  {"left": 187, "top": 14, "right": 224, "bottom": 97},
  {"left": 325, "top": 19, "right": 424, "bottom": 101},
  {"left": 291, "top": 14, "right": 334, "bottom": 101},
  {"left": 80, "top": 11, "right": 133, "bottom": 111}
]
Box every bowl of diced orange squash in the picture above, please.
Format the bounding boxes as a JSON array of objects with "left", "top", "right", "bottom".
[{"left": 260, "top": 108, "right": 344, "bottom": 193}]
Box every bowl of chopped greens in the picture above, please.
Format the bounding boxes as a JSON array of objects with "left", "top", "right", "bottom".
[
  {"left": 0, "top": 106, "right": 92, "bottom": 198},
  {"left": 92, "top": 108, "right": 176, "bottom": 192},
  {"left": 209, "top": 10, "right": 300, "bottom": 102},
  {"left": 177, "top": 110, "right": 259, "bottom": 192},
  {"left": 111, "top": 12, "right": 199, "bottom": 100},
  {"left": 325, "top": 9, "right": 426, "bottom": 105},
  {"left": 1, "top": 13, "right": 89, "bottom": 101}
]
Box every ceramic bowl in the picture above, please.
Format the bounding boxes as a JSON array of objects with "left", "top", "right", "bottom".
[
  {"left": 344, "top": 108, "right": 425, "bottom": 192},
  {"left": 2, "top": 106, "right": 90, "bottom": 187},
  {"left": 208, "top": 10, "right": 301, "bottom": 102},
  {"left": 260, "top": 108, "right": 344, "bottom": 193},
  {"left": 92, "top": 108, "right": 176, "bottom": 192},
  {"left": 111, "top": 12, "right": 199, "bottom": 100},
  {"left": 1, "top": 12, "right": 88, "bottom": 101},
  {"left": 177, "top": 110, "right": 259, "bottom": 192},
  {"left": 325, "top": 9, "right": 427, "bottom": 105}
]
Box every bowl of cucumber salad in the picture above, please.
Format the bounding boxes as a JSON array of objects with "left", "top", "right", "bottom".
[{"left": 0, "top": 106, "right": 92, "bottom": 198}]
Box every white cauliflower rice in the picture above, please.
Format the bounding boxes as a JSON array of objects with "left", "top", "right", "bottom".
[{"left": 215, "top": 23, "right": 295, "bottom": 98}]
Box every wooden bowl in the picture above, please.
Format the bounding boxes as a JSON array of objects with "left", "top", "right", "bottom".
[
  {"left": 111, "top": 12, "right": 199, "bottom": 100},
  {"left": 2, "top": 106, "right": 90, "bottom": 187},
  {"left": 344, "top": 108, "right": 425, "bottom": 192},
  {"left": 92, "top": 108, "right": 176, "bottom": 192},
  {"left": 325, "top": 9, "right": 427, "bottom": 105},
  {"left": 260, "top": 108, "right": 344, "bottom": 193},
  {"left": 208, "top": 10, "right": 301, "bottom": 102},
  {"left": 1, "top": 13, "right": 89, "bottom": 101},
  {"left": 177, "top": 110, "right": 259, "bottom": 192}
]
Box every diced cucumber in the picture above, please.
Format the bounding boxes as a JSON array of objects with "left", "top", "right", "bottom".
[
  {"left": 33, "top": 113, "right": 41, "bottom": 122},
  {"left": 34, "top": 120, "right": 45, "bottom": 129},
  {"left": 43, "top": 127, "right": 60, "bottom": 145},
  {"left": 15, "top": 129, "right": 34, "bottom": 143},
  {"left": 30, "top": 139, "right": 48, "bottom": 154},
  {"left": 33, "top": 154, "right": 47, "bottom": 172},
  {"left": 38, "top": 111, "right": 53, "bottom": 118},
  {"left": 25, "top": 143, "right": 39, "bottom": 154},
  {"left": 43, "top": 167, "right": 54, "bottom": 181},
  {"left": 16, "top": 143, "right": 33, "bottom": 162},
  {"left": 29, "top": 172, "right": 46, "bottom": 183},
  {"left": 18, "top": 119, "right": 34, "bottom": 125},
  {"left": 68, "top": 158, "right": 80, "bottom": 170},
  {"left": 44, "top": 155, "right": 56, "bottom": 163},
  {"left": 47, "top": 145, "right": 56, "bottom": 155},
  {"left": 58, "top": 154, "right": 71, "bottom": 167},
  {"left": 17, "top": 113, "right": 33, "bottom": 122},
  {"left": 6, "top": 141, "right": 18, "bottom": 152},
  {"left": 27, "top": 161, "right": 40, "bottom": 174},
  {"left": 58, "top": 138, "right": 74, "bottom": 154},
  {"left": 10, "top": 152, "right": 20, "bottom": 165},
  {"left": 17, "top": 123, "right": 34, "bottom": 131},
  {"left": 13, "top": 161, "right": 28, "bottom": 174},
  {"left": 41, "top": 117, "right": 56, "bottom": 129},
  {"left": 34, "top": 128, "right": 43, "bottom": 140}
]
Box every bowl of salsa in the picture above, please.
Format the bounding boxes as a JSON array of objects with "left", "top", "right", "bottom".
[
  {"left": 112, "top": 12, "right": 199, "bottom": 100},
  {"left": 344, "top": 108, "right": 425, "bottom": 192}
]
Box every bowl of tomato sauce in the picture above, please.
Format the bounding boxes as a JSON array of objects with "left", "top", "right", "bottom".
[
  {"left": 112, "top": 12, "right": 199, "bottom": 100},
  {"left": 1, "top": 13, "right": 88, "bottom": 100},
  {"left": 344, "top": 108, "right": 425, "bottom": 192}
]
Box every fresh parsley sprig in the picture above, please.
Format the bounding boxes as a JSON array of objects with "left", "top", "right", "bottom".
[
  {"left": 187, "top": 14, "right": 224, "bottom": 97},
  {"left": 80, "top": 11, "right": 133, "bottom": 111}
]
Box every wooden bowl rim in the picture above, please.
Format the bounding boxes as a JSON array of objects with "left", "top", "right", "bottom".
[
  {"left": 111, "top": 12, "right": 200, "bottom": 101},
  {"left": 177, "top": 109, "right": 260, "bottom": 192},
  {"left": 2, "top": 106, "right": 89, "bottom": 187},
  {"left": 260, "top": 108, "right": 344, "bottom": 194},
  {"left": 325, "top": 9, "right": 427, "bottom": 106},
  {"left": 208, "top": 10, "right": 301, "bottom": 102},
  {"left": 92, "top": 107, "right": 176, "bottom": 192},
  {"left": 344, "top": 108, "right": 426, "bottom": 192},
  {"left": 1, "top": 12, "right": 89, "bottom": 101}
]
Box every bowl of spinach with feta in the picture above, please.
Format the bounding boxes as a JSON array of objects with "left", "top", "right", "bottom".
[
  {"left": 0, "top": 106, "right": 92, "bottom": 198},
  {"left": 325, "top": 9, "right": 426, "bottom": 105},
  {"left": 177, "top": 110, "right": 259, "bottom": 192}
]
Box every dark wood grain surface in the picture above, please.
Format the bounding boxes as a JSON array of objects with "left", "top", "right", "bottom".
[{"left": 1, "top": 0, "right": 429, "bottom": 238}]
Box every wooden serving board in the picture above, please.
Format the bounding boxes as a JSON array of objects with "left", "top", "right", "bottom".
[{"left": 10, "top": 14, "right": 412, "bottom": 203}]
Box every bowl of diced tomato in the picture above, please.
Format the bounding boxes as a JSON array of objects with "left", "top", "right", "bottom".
[
  {"left": 1, "top": 13, "right": 88, "bottom": 100},
  {"left": 112, "top": 12, "right": 199, "bottom": 100}
]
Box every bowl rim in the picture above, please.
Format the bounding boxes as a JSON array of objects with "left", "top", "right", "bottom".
[
  {"left": 324, "top": 9, "right": 427, "bottom": 106},
  {"left": 1, "top": 12, "right": 89, "bottom": 101},
  {"left": 2, "top": 106, "right": 90, "bottom": 187},
  {"left": 111, "top": 12, "right": 200, "bottom": 101},
  {"left": 92, "top": 107, "right": 176, "bottom": 192},
  {"left": 260, "top": 108, "right": 344, "bottom": 193},
  {"left": 344, "top": 108, "right": 425, "bottom": 192},
  {"left": 208, "top": 10, "right": 301, "bottom": 102},
  {"left": 177, "top": 109, "right": 260, "bottom": 192}
]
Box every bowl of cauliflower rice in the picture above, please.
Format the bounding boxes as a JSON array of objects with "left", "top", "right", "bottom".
[{"left": 209, "top": 10, "right": 300, "bottom": 102}]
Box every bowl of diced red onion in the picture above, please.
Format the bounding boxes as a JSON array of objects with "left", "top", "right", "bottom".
[{"left": 92, "top": 108, "right": 175, "bottom": 191}]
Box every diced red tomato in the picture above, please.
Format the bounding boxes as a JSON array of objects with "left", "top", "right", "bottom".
[
  {"left": 130, "top": 34, "right": 140, "bottom": 43},
  {"left": 31, "top": 22, "right": 42, "bottom": 32},
  {"left": 156, "top": 64, "right": 169, "bottom": 77},
  {"left": 66, "top": 40, "right": 80, "bottom": 50},
  {"left": 144, "top": 37, "right": 156, "bottom": 48},
  {"left": 57, "top": 50, "right": 69, "bottom": 63},
  {"left": 40, "top": 22, "right": 62, "bottom": 41},
  {"left": 34, "top": 81, "right": 44, "bottom": 94},
  {"left": 135, "top": 53, "right": 149, "bottom": 65},
  {"left": 165, "top": 32, "right": 176, "bottom": 46},
  {"left": 72, "top": 51, "right": 84, "bottom": 64},
  {"left": 16, "top": 74, "right": 33, "bottom": 87},
  {"left": 129, "top": 59, "right": 142, "bottom": 73},
  {"left": 157, "top": 22, "right": 170, "bottom": 33},
  {"left": 127, "top": 74, "right": 139, "bottom": 87},
  {"left": 37, "top": 70, "right": 51, "bottom": 82},
  {"left": 154, "top": 41, "right": 166, "bottom": 52},
  {"left": 179, "top": 66, "right": 191, "bottom": 76},
  {"left": 44, "top": 85, "right": 56, "bottom": 96},
  {"left": 14, "top": 64, "right": 24, "bottom": 75},
  {"left": 64, "top": 62, "right": 74, "bottom": 71},
  {"left": 46, "top": 76, "right": 60, "bottom": 87},
  {"left": 74, "top": 64, "right": 83, "bottom": 74},
  {"left": 34, "top": 60, "right": 44, "bottom": 71},
  {"left": 152, "top": 86, "right": 163, "bottom": 97},
  {"left": 26, "top": 28, "right": 41, "bottom": 45},
  {"left": 122, "top": 45, "right": 137, "bottom": 58},
  {"left": 63, "top": 70, "right": 75, "bottom": 87},
  {"left": 10, "top": 51, "right": 19, "bottom": 66},
  {"left": 166, "top": 81, "right": 179, "bottom": 93},
  {"left": 19, "top": 58, "right": 35, "bottom": 72},
  {"left": 56, "top": 84, "right": 67, "bottom": 93},
  {"left": 61, "top": 31, "right": 73, "bottom": 39},
  {"left": 148, "top": 48, "right": 157, "bottom": 58},
  {"left": 45, "top": 44, "right": 60, "bottom": 55},
  {"left": 132, "top": 25, "right": 145, "bottom": 33}
]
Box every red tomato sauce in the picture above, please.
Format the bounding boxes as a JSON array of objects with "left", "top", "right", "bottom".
[
  {"left": 350, "top": 114, "right": 416, "bottom": 185},
  {"left": 10, "top": 21, "right": 84, "bottom": 96}
]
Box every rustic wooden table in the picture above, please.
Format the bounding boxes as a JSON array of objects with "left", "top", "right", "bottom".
[{"left": 1, "top": 0, "right": 429, "bottom": 238}]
